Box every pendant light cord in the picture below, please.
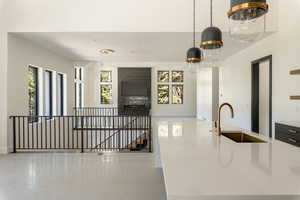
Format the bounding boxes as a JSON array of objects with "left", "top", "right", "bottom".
[
  {"left": 193, "top": 0, "right": 196, "bottom": 47},
  {"left": 210, "top": 0, "right": 213, "bottom": 27}
]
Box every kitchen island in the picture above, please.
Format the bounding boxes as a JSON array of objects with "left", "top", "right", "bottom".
[{"left": 156, "top": 119, "right": 300, "bottom": 200}]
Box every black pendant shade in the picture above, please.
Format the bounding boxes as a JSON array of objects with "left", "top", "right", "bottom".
[
  {"left": 186, "top": 47, "right": 202, "bottom": 63},
  {"left": 200, "top": 27, "right": 223, "bottom": 49},
  {"left": 200, "top": 0, "right": 223, "bottom": 50},
  {"left": 186, "top": 0, "right": 202, "bottom": 63},
  {"left": 228, "top": 0, "right": 269, "bottom": 21}
]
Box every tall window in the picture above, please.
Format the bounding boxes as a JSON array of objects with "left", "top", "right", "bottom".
[
  {"left": 157, "top": 70, "right": 184, "bottom": 104},
  {"left": 100, "top": 71, "right": 113, "bottom": 104},
  {"left": 75, "top": 67, "right": 84, "bottom": 107},
  {"left": 57, "top": 73, "right": 65, "bottom": 115},
  {"left": 28, "top": 66, "right": 39, "bottom": 122},
  {"left": 44, "top": 70, "right": 53, "bottom": 117}
]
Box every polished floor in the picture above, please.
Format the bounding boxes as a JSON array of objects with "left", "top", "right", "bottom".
[{"left": 0, "top": 153, "right": 166, "bottom": 200}]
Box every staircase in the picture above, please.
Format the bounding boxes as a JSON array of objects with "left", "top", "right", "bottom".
[
  {"left": 90, "top": 115, "right": 151, "bottom": 152},
  {"left": 9, "top": 107, "right": 151, "bottom": 153},
  {"left": 127, "top": 133, "right": 148, "bottom": 151}
]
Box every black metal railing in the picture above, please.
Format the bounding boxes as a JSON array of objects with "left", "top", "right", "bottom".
[
  {"left": 73, "top": 107, "right": 150, "bottom": 117},
  {"left": 10, "top": 110, "right": 151, "bottom": 153},
  {"left": 91, "top": 115, "right": 149, "bottom": 152}
]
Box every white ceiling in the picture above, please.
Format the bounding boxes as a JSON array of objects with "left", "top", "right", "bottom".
[
  {"left": 3, "top": 0, "right": 278, "bottom": 33},
  {"left": 13, "top": 32, "right": 273, "bottom": 63},
  {"left": 7, "top": 0, "right": 278, "bottom": 63}
]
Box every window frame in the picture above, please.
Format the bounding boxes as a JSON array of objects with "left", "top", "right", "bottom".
[
  {"left": 28, "top": 65, "right": 39, "bottom": 122},
  {"left": 74, "top": 66, "right": 84, "bottom": 108},
  {"left": 44, "top": 70, "right": 53, "bottom": 119},
  {"left": 99, "top": 70, "right": 113, "bottom": 105},
  {"left": 78, "top": 83, "right": 83, "bottom": 107},
  {"left": 57, "top": 73, "right": 65, "bottom": 116},
  {"left": 156, "top": 70, "right": 184, "bottom": 105}
]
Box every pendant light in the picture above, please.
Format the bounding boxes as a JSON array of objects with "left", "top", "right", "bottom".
[
  {"left": 227, "top": 0, "right": 269, "bottom": 43},
  {"left": 200, "top": 0, "right": 223, "bottom": 64},
  {"left": 186, "top": 0, "right": 202, "bottom": 65}
]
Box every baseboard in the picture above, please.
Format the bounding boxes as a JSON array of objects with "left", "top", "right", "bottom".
[{"left": 0, "top": 147, "right": 9, "bottom": 154}]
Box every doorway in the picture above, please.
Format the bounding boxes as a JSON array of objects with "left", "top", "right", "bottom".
[
  {"left": 251, "top": 55, "right": 272, "bottom": 138},
  {"left": 118, "top": 68, "right": 151, "bottom": 112}
]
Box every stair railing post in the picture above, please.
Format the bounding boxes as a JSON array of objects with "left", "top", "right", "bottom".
[
  {"left": 81, "top": 116, "right": 84, "bottom": 153},
  {"left": 12, "top": 116, "right": 17, "bottom": 153},
  {"left": 149, "top": 115, "right": 152, "bottom": 153}
]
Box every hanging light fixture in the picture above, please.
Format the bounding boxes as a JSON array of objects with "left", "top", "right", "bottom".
[
  {"left": 186, "top": 0, "right": 202, "bottom": 69},
  {"left": 200, "top": 0, "right": 223, "bottom": 64},
  {"left": 227, "top": 0, "right": 269, "bottom": 43}
]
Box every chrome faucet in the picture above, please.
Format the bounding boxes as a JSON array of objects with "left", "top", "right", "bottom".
[{"left": 217, "top": 103, "right": 234, "bottom": 136}]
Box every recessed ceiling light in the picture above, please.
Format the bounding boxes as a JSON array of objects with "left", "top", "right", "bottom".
[{"left": 99, "top": 49, "right": 115, "bottom": 54}]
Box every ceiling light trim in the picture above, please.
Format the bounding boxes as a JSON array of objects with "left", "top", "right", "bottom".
[
  {"left": 227, "top": 2, "right": 269, "bottom": 19},
  {"left": 99, "top": 49, "right": 115, "bottom": 54}
]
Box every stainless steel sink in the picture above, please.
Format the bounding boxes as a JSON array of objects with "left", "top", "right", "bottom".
[{"left": 221, "top": 132, "right": 266, "bottom": 143}]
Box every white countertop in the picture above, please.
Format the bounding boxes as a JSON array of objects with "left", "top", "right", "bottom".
[{"left": 155, "top": 119, "right": 300, "bottom": 200}]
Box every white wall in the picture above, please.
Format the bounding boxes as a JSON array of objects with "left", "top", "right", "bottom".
[
  {"left": 84, "top": 63, "right": 197, "bottom": 117},
  {"left": 219, "top": 0, "right": 300, "bottom": 137},
  {"left": 197, "top": 67, "right": 219, "bottom": 121},
  {"left": 6, "top": 34, "right": 75, "bottom": 152},
  {"left": 85, "top": 63, "right": 118, "bottom": 108},
  {"left": 259, "top": 60, "right": 270, "bottom": 137},
  {"left": 151, "top": 66, "right": 197, "bottom": 117},
  {"left": 0, "top": 32, "right": 8, "bottom": 153}
]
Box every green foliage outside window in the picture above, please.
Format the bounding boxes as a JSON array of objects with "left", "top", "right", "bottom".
[
  {"left": 28, "top": 67, "right": 38, "bottom": 122},
  {"left": 172, "top": 71, "right": 184, "bottom": 82},
  {"left": 157, "top": 85, "right": 169, "bottom": 104},
  {"left": 100, "top": 71, "right": 112, "bottom": 82},
  {"left": 157, "top": 71, "right": 169, "bottom": 82},
  {"left": 101, "top": 85, "right": 112, "bottom": 104},
  {"left": 172, "top": 85, "right": 183, "bottom": 104}
]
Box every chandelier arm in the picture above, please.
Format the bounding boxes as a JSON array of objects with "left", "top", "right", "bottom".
[
  {"left": 193, "top": 0, "right": 196, "bottom": 47},
  {"left": 210, "top": 0, "right": 213, "bottom": 27}
]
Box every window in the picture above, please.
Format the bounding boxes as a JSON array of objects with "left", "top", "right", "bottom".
[
  {"left": 100, "top": 71, "right": 113, "bottom": 104},
  {"left": 78, "top": 83, "right": 83, "bottom": 107},
  {"left": 172, "top": 71, "right": 184, "bottom": 82},
  {"left": 79, "top": 68, "right": 82, "bottom": 80},
  {"left": 75, "top": 82, "right": 83, "bottom": 107},
  {"left": 172, "top": 85, "right": 183, "bottom": 104},
  {"left": 157, "top": 70, "right": 184, "bottom": 105},
  {"left": 57, "top": 73, "right": 65, "bottom": 116},
  {"left": 157, "top": 71, "right": 169, "bottom": 83},
  {"left": 100, "top": 71, "right": 112, "bottom": 82},
  {"left": 75, "top": 67, "right": 84, "bottom": 107},
  {"left": 28, "top": 66, "right": 39, "bottom": 122},
  {"left": 100, "top": 85, "right": 112, "bottom": 104},
  {"left": 157, "top": 85, "right": 169, "bottom": 104},
  {"left": 44, "top": 70, "right": 53, "bottom": 117}
]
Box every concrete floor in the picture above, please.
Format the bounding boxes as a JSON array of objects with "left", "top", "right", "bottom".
[{"left": 0, "top": 153, "right": 166, "bottom": 200}]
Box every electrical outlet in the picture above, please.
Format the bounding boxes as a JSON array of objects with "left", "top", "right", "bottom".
[{"left": 296, "top": 106, "right": 300, "bottom": 113}]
